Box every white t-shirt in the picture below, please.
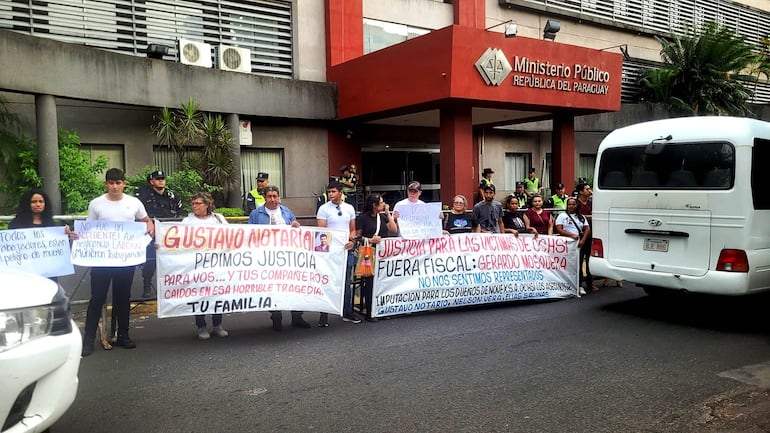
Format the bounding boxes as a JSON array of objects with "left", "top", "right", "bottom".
[
  {"left": 555, "top": 212, "right": 588, "bottom": 237},
  {"left": 394, "top": 198, "right": 424, "bottom": 215},
  {"left": 181, "top": 213, "right": 228, "bottom": 225},
  {"left": 316, "top": 200, "right": 355, "bottom": 231},
  {"left": 265, "top": 207, "right": 286, "bottom": 225},
  {"left": 87, "top": 194, "right": 148, "bottom": 221}
]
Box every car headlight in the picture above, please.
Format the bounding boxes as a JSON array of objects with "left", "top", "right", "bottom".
[{"left": 0, "top": 305, "right": 54, "bottom": 352}]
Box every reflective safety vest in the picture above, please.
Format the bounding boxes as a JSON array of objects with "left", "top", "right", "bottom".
[{"left": 524, "top": 177, "right": 539, "bottom": 194}]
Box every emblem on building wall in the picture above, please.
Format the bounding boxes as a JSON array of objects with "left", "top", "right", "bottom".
[{"left": 475, "top": 48, "right": 512, "bottom": 86}]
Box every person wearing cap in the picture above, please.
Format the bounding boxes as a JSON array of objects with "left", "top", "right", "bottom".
[
  {"left": 473, "top": 184, "right": 505, "bottom": 234},
  {"left": 245, "top": 172, "right": 269, "bottom": 213},
  {"left": 514, "top": 182, "right": 530, "bottom": 209},
  {"left": 478, "top": 168, "right": 495, "bottom": 202},
  {"left": 547, "top": 182, "right": 569, "bottom": 216},
  {"left": 135, "top": 169, "right": 182, "bottom": 299},
  {"left": 339, "top": 165, "right": 358, "bottom": 210},
  {"left": 80, "top": 168, "right": 154, "bottom": 356},
  {"left": 392, "top": 181, "right": 425, "bottom": 225},
  {"left": 524, "top": 167, "right": 542, "bottom": 199}
]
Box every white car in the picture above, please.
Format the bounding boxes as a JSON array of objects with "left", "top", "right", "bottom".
[{"left": 0, "top": 270, "right": 82, "bottom": 432}]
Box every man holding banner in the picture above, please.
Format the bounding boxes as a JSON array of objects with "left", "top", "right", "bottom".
[
  {"left": 79, "top": 168, "right": 154, "bottom": 357},
  {"left": 248, "top": 185, "right": 312, "bottom": 331},
  {"left": 317, "top": 181, "right": 360, "bottom": 326}
]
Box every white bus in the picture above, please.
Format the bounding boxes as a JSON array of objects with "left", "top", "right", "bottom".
[{"left": 590, "top": 116, "right": 770, "bottom": 296}]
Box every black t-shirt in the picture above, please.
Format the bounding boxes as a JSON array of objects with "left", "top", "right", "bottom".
[
  {"left": 444, "top": 212, "right": 478, "bottom": 234},
  {"left": 502, "top": 210, "right": 527, "bottom": 232},
  {"left": 355, "top": 213, "right": 389, "bottom": 238}
]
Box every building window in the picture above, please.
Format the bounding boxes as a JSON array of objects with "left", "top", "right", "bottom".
[
  {"left": 578, "top": 153, "right": 597, "bottom": 184},
  {"left": 241, "top": 148, "right": 284, "bottom": 195},
  {"left": 363, "top": 18, "right": 430, "bottom": 54},
  {"left": 81, "top": 144, "right": 125, "bottom": 172},
  {"left": 504, "top": 153, "right": 532, "bottom": 190}
]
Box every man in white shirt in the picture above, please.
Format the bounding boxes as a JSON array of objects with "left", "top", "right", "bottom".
[
  {"left": 81, "top": 168, "right": 154, "bottom": 356},
  {"left": 316, "top": 181, "right": 361, "bottom": 325}
]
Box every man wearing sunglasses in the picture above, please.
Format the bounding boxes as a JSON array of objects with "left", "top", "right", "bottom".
[{"left": 316, "top": 181, "right": 361, "bottom": 325}]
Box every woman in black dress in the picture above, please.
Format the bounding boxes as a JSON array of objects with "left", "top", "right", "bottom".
[{"left": 354, "top": 193, "right": 398, "bottom": 322}]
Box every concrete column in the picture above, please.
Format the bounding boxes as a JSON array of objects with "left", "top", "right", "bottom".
[
  {"left": 439, "top": 105, "right": 475, "bottom": 207},
  {"left": 324, "top": 0, "right": 363, "bottom": 68},
  {"left": 35, "top": 94, "right": 61, "bottom": 214},
  {"left": 226, "top": 113, "right": 243, "bottom": 209},
  {"left": 453, "top": 0, "right": 485, "bottom": 29},
  {"left": 552, "top": 114, "right": 576, "bottom": 194}
]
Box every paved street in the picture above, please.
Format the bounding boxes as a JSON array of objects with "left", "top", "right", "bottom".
[{"left": 57, "top": 284, "right": 770, "bottom": 433}]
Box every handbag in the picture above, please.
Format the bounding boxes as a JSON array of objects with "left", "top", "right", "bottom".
[
  {"left": 355, "top": 213, "right": 381, "bottom": 278},
  {"left": 355, "top": 238, "right": 375, "bottom": 277}
]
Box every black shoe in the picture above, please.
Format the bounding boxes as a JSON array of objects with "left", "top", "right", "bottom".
[
  {"left": 272, "top": 320, "right": 282, "bottom": 331},
  {"left": 317, "top": 321, "right": 329, "bottom": 327},
  {"left": 342, "top": 313, "right": 362, "bottom": 324},
  {"left": 81, "top": 342, "right": 94, "bottom": 357},
  {"left": 291, "top": 318, "right": 311, "bottom": 328},
  {"left": 115, "top": 336, "right": 136, "bottom": 349},
  {"left": 365, "top": 317, "right": 378, "bottom": 323}
]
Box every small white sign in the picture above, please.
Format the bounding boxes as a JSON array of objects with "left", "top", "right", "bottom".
[{"left": 239, "top": 120, "right": 252, "bottom": 146}]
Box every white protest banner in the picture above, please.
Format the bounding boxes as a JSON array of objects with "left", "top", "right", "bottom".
[
  {"left": 0, "top": 227, "right": 74, "bottom": 277},
  {"left": 396, "top": 202, "right": 443, "bottom": 239},
  {"left": 373, "top": 233, "right": 578, "bottom": 317},
  {"left": 71, "top": 221, "right": 150, "bottom": 266},
  {"left": 156, "top": 222, "right": 346, "bottom": 318}
]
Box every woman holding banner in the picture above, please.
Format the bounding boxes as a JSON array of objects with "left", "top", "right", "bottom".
[
  {"left": 9, "top": 188, "right": 57, "bottom": 229},
  {"left": 502, "top": 195, "right": 529, "bottom": 237},
  {"left": 182, "top": 191, "right": 230, "bottom": 340},
  {"left": 443, "top": 194, "right": 479, "bottom": 235},
  {"left": 523, "top": 194, "right": 554, "bottom": 236},
  {"left": 354, "top": 193, "right": 398, "bottom": 322}
]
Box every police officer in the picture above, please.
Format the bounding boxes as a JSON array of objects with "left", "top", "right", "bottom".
[
  {"left": 135, "top": 170, "right": 182, "bottom": 299},
  {"left": 547, "top": 183, "right": 569, "bottom": 216},
  {"left": 245, "top": 172, "right": 269, "bottom": 214}
]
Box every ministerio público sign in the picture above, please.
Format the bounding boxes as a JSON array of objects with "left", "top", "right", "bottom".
[{"left": 475, "top": 47, "right": 611, "bottom": 95}]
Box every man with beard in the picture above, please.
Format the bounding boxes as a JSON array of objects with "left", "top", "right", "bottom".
[{"left": 472, "top": 184, "right": 505, "bottom": 234}]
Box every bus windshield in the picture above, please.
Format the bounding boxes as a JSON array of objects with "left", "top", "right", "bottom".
[{"left": 597, "top": 141, "right": 734, "bottom": 189}]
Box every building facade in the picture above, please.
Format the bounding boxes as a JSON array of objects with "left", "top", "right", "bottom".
[{"left": 1, "top": 0, "right": 768, "bottom": 214}]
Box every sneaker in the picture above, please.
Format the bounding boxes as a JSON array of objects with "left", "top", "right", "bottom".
[
  {"left": 342, "top": 313, "right": 362, "bottom": 324},
  {"left": 197, "top": 327, "right": 211, "bottom": 340},
  {"left": 365, "top": 317, "right": 378, "bottom": 323},
  {"left": 212, "top": 326, "right": 229, "bottom": 337},
  {"left": 291, "top": 318, "right": 311, "bottom": 329},
  {"left": 115, "top": 336, "right": 137, "bottom": 349},
  {"left": 579, "top": 287, "right": 587, "bottom": 296},
  {"left": 317, "top": 321, "right": 329, "bottom": 328}
]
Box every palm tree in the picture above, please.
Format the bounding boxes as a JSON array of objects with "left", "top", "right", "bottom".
[
  {"left": 639, "top": 21, "right": 762, "bottom": 116},
  {"left": 151, "top": 99, "right": 238, "bottom": 204}
]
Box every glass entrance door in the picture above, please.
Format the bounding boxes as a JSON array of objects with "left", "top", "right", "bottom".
[{"left": 361, "top": 150, "right": 440, "bottom": 206}]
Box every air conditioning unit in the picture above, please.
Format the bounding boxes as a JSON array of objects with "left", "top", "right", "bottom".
[
  {"left": 217, "top": 45, "right": 251, "bottom": 73},
  {"left": 178, "top": 38, "right": 212, "bottom": 68}
]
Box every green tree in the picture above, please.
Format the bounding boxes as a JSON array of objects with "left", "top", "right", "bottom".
[
  {"left": 2, "top": 130, "right": 107, "bottom": 213},
  {"left": 0, "top": 97, "right": 35, "bottom": 198},
  {"left": 639, "top": 21, "right": 762, "bottom": 116}
]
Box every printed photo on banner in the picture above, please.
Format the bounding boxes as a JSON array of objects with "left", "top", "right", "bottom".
[
  {"left": 155, "top": 222, "right": 347, "bottom": 318},
  {"left": 0, "top": 227, "right": 74, "bottom": 277},
  {"left": 397, "top": 202, "right": 443, "bottom": 239},
  {"left": 71, "top": 220, "right": 151, "bottom": 267},
  {"left": 372, "top": 233, "right": 579, "bottom": 317},
  {"left": 314, "top": 231, "right": 330, "bottom": 253}
]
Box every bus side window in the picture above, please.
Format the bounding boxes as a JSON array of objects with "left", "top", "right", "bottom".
[
  {"left": 602, "top": 171, "right": 627, "bottom": 187},
  {"left": 703, "top": 169, "right": 730, "bottom": 187}
]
